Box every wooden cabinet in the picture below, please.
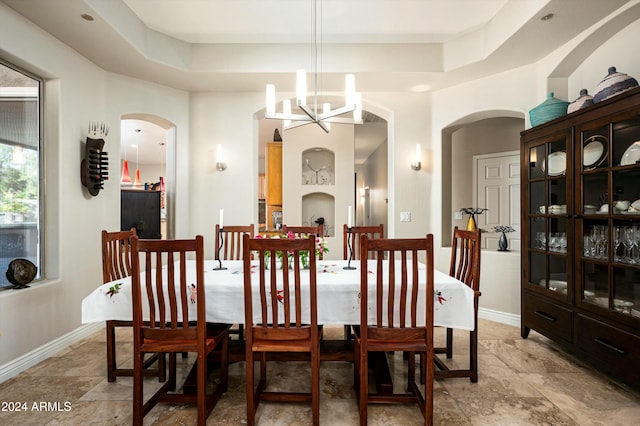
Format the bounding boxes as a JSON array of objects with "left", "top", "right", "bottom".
[
  {"left": 265, "top": 142, "right": 282, "bottom": 229},
  {"left": 521, "top": 87, "right": 640, "bottom": 387}
]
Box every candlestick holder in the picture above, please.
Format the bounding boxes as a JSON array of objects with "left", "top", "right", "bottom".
[
  {"left": 343, "top": 227, "right": 356, "bottom": 270},
  {"left": 213, "top": 228, "right": 227, "bottom": 270}
]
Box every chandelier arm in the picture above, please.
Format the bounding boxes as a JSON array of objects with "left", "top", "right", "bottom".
[
  {"left": 317, "top": 104, "right": 356, "bottom": 120},
  {"left": 322, "top": 117, "right": 364, "bottom": 125},
  {"left": 284, "top": 120, "right": 330, "bottom": 134},
  {"left": 265, "top": 112, "right": 313, "bottom": 121},
  {"left": 298, "top": 103, "right": 319, "bottom": 122}
]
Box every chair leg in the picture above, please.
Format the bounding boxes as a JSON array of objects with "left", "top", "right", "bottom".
[
  {"left": 407, "top": 351, "right": 415, "bottom": 392},
  {"left": 344, "top": 324, "right": 352, "bottom": 340},
  {"left": 358, "top": 345, "right": 367, "bottom": 426},
  {"left": 446, "top": 327, "right": 453, "bottom": 358},
  {"left": 470, "top": 327, "right": 478, "bottom": 383},
  {"left": 220, "top": 335, "right": 229, "bottom": 393},
  {"left": 312, "top": 347, "right": 320, "bottom": 426},
  {"left": 132, "top": 349, "right": 144, "bottom": 425},
  {"left": 106, "top": 321, "right": 117, "bottom": 382},
  {"left": 197, "top": 349, "right": 207, "bottom": 426},
  {"left": 246, "top": 351, "right": 255, "bottom": 426},
  {"left": 157, "top": 352, "right": 166, "bottom": 382}
]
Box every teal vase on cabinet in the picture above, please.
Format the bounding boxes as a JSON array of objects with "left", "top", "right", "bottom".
[{"left": 529, "top": 92, "right": 569, "bottom": 127}]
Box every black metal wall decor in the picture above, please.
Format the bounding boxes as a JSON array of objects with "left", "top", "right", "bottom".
[{"left": 81, "top": 122, "right": 109, "bottom": 196}]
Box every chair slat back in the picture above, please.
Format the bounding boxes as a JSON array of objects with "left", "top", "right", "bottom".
[
  {"left": 359, "top": 235, "right": 434, "bottom": 335},
  {"left": 131, "top": 236, "right": 205, "bottom": 342},
  {"left": 282, "top": 225, "right": 324, "bottom": 259},
  {"left": 282, "top": 224, "right": 323, "bottom": 237},
  {"left": 344, "top": 224, "right": 384, "bottom": 260},
  {"left": 449, "top": 227, "right": 481, "bottom": 292},
  {"left": 242, "top": 234, "right": 318, "bottom": 336},
  {"left": 101, "top": 228, "right": 136, "bottom": 284},
  {"left": 215, "top": 224, "right": 254, "bottom": 260}
]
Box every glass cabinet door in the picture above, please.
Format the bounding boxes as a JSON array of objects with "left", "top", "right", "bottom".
[
  {"left": 577, "top": 117, "right": 640, "bottom": 322},
  {"left": 526, "top": 136, "right": 571, "bottom": 302}
]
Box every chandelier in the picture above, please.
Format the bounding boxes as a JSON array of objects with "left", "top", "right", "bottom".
[{"left": 264, "top": 0, "right": 362, "bottom": 133}]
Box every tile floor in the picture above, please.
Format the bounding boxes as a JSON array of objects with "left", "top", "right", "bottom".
[{"left": 1, "top": 319, "right": 639, "bottom": 425}]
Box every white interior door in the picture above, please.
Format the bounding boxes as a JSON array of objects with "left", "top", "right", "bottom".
[{"left": 474, "top": 151, "right": 520, "bottom": 250}]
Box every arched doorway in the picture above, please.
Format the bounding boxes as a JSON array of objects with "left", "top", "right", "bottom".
[
  {"left": 441, "top": 111, "right": 525, "bottom": 248},
  {"left": 120, "top": 114, "right": 176, "bottom": 239}
]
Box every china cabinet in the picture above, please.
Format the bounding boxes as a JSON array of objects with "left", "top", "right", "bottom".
[{"left": 521, "top": 87, "right": 640, "bottom": 387}]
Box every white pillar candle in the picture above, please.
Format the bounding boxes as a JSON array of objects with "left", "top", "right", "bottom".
[
  {"left": 219, "top": 209, "right": 224, "bottom": 229},
  {"left": 348, "top": 205, "right": 352, "bottom": 228}
]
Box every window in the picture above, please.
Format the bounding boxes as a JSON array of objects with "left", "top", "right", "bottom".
[{"left": 0, "top": 60, "right": 42, "bottom": 289}]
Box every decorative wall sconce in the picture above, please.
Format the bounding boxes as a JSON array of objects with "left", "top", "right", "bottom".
[
  {"left": 411, "top": 144, "right": 422, "bottom": 170},
  {"left": 81, "top": 122, "right": 109, "bottom": 196},
  {"left": 216, "top": 144, "right": 227, "bottom": 171}
]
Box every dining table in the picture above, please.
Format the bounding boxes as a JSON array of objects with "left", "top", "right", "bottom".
[
  {"left": 82, "top": 259, "right": 475, "bottom": 331},
  {"left": 82, "top": 258, "right": 475, "bottom": 393}
]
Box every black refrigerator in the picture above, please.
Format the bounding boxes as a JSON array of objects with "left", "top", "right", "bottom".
[{"left": 120, "top": 190, "right": 162, "bottom": 239}]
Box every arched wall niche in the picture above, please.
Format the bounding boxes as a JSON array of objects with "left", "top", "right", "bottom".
[
  {"left": 302, "top": 147, "right": 335, "bottom": 185},
  {"left": 301, "top": 192, "right": 335, "bottom": 237}
]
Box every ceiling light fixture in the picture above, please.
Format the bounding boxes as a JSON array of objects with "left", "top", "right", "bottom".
[{"left": 264, "top": 0, "right": 362, "bottom": 133}]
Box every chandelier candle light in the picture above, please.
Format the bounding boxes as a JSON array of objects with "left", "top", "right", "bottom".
[{"left": 264, "top": 0, "right": 363, "bottom": 133}]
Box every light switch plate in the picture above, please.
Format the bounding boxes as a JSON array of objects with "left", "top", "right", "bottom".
[
  {"left": 400, "top": 211, "right": 411, "bottom": 222},
  {"left": 454, "top": 211, "right": 463, "bottom": 220}
]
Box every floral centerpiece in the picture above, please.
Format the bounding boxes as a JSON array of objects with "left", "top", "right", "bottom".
[{"left": 255, "top": 232, "right": 329, "bottom": 268}]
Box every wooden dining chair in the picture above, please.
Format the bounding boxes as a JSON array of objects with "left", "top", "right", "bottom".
[
  {"left": 131, "top": 235, "right": 230, "bottom": 425},
  {"left": 215, "top": 224, "right": 254, "bottom": 260},
  {"left": 242, "top": 234, "right": 321, "bottom": 426},
  {"left": 282, "top": 224, "right": 323, "bottom": 237},
  {"left": 343, "top": 224, "right": 384, "bottom": 339},
  {"left": 101, "top": 228, "right": 164, "bottom": 382},
  {"left": 343, "top": 224, "right": 384, "bottom": 260},
  {"left": 283, "top": 224, "right": 324, "bottom": 259},
  {"left": 353, "top": 234, "right": 434, "bottom": 426},
  {"left": 433, "top": 226, "right": 481, "bottom": 382},
  {"left": 215, "top": 224, "right": 254, "bottom": 339}
]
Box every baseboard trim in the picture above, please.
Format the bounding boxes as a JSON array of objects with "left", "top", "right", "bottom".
[
  {"left": 0, "top": 322, "right": 103, "bottom": 384},
  {"left": 479, "top": 307, "right": 520, "bottom": 327}
]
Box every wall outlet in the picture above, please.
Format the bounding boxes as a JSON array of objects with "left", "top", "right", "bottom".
[
  {"left": 454, "top": 211, "right": 463, "bottom": 220},
  {"left": 400, "top": 211, "right": 411, "bottom": 222}
]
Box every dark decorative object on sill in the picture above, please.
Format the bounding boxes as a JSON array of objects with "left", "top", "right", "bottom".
[
  {"left": 494, "top": 225, "right": 515, "bottom": 252},
  {"left": 273, "top": 128, "right": 282, "bottom": 142},
  {"left": 6, "top": 258, "right": 37, "bottom": 289},
  {"left": 80, "top": 122, "right": 109, "bottom": 196},
  {"left": 459, "top": 207, "right": 488, "bottom": 231}
]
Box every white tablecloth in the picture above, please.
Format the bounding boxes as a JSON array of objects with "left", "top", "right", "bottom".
[{"left": 82, "top": 260, "right": 475, "bottom": 331}]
